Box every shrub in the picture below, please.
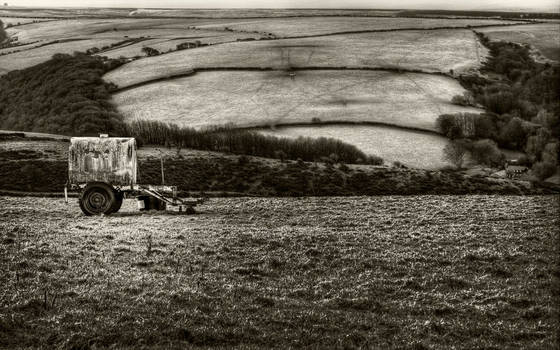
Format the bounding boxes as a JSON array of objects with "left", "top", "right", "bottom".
[
  {"left": 473, "top": 114, "right": 498, "bottom": 139},
  {"left": 532, "top": 161, "right": 557, "bottom": 181},
  {"left": 525, "top": 128, "right": 551, "bottom": 161},
  {"left": 367, "top": 155, "right": 383, "bottom": 166},
  {"left": 498, "top": 117, "right": 528, "bottom": 149},
  {"left": 451, "top": 92, "right": 475, "bottom": 107},
  {"left": 141, "top": 47, "right": 160, "bottom": 56},
  {"left": 274, "top": 150, "right": 287, "bottom": 162},
  {"left": 443, "top": 141, "right": 467, "bottom": 169},
  {"left": 541, "top": 142, "right": 559, "bottom": 165},
  {"left": 436, "top": 114, "right": 455, "bottom": 137},
  {"left": 467, "top": 139, "right": 505, "bottom": 167}
]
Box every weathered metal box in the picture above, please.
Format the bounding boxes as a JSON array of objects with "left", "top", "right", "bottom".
[{"left": 69, "top": 137, "right": 137, "bottom": 186}]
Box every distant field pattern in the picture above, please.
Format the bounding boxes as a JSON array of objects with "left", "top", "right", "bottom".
[
  {"left": 1, "top": 17, "right": 55, "bottom": 27},
  {"left": 113, "top": 70, "right": 482, "bottom": 132},
  {"left": 0, "top": 38, "right": 121, "bottom": 73},
  {"left": 477, "top": 23, "right": 560, "bottom": 62},
  {"left": 99, "top": 31, "right": 264, "bottom": 59},
  {"left": 192, "top": 16, "right": 518, "bottom": 37},
  {"left": 105, "top": 29, "right": 487, "bottom": 88}
]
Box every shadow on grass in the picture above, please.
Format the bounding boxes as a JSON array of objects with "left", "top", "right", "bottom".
[{"left": 109, "top": 210, "right": 205, "bottom": 218}]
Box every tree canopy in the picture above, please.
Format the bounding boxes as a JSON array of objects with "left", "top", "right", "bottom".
[{"left": 0, "top": 53, "right": 126, "bottom": 135}]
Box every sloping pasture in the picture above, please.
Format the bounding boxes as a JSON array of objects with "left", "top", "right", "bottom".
[
  {"left": 105, "top": 29, "right": 487, "bottom": 88},
  {"left": 112, "top": 70, "right": 482, "bottom": 132},
  {"left": 0, "top": 38, "right": 121, "bottom": 73},
  {"left": 0, "top": 17, "right": 56, "bottom": 27},
  {"left": 0, "top": 195, "right": 557, "bottom": 349},
  {"left": 4, "top": 18, "right": 258, "bottom": 44},
  {"left": 477, "top": 23, "right": 560, "bottom": 62},
  {"left": 258, "top": 125, "right": 452, "bottom": 169}
]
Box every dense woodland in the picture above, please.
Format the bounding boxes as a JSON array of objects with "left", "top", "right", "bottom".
[
  {"left": 0, "top": 53, "right": 126, "bottom": 135},
  {"left": 440, "top": 33, "right": 559, "bottom": 179}
]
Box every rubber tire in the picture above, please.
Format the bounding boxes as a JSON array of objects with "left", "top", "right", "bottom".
[
  {"left": 108, "top": 191, "right": 124, "bottom": 214},
  {"left": 137, "top": 195, "right": 150, "bottom": 211},
  {"left": 78, "top": 183, "right": 116, "bottom": 216},
  {"left": 185, "top": 206, "right": 196, "bottom": 215}
]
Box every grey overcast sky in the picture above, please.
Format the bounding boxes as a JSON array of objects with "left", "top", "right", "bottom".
[{"left": 6, "top": 1, "right": 560, "bottom": 12}]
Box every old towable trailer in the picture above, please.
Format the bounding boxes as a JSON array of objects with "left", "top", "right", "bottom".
[{"left": 67, "top": 135, "right": 203, "bottom": 216}]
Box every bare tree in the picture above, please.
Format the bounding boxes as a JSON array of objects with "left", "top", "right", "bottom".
[
  {"left": 443, "top": 141, "right": 467, "bottom": 169},
  {"left": 0, "top": 20, "right": 7, "bottom": 43}
]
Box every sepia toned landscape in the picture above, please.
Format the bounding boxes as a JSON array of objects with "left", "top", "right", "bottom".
[
  {"left": 0, "top": 3, "right": 559, "bottom": 349},
  {"left": 1, "top": 195, "right": 558, "bottom": 349}
]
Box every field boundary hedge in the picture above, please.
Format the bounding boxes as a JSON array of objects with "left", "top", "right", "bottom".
[{"left": 111, "top": 66, "right": 454, "bottom": 92}]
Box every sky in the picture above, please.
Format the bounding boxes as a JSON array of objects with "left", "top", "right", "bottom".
[{"left": 5, "top": 0, "right": 560, "bottom": 12}]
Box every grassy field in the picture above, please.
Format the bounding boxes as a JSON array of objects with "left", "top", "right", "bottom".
[
  {"left": 113, "top": 70, "right": 482, "bottom": 132},
  {"left": 5, "top": 18, "right": 199, "bottom": 43},
  {"left": 98, "top": 32, "right": 264, "bottom": 59},
  {"left": 105, "top": 28, "right": 487, "bottom": 88},
  {"left": 0, "top": 17, "right": 55, "bottom": 27},
  {"left": 0, "top": 195, "right": 558, "bottom": 349},
  {"left": 259, "top": 125, "right": 452, "bottom": 169},
  {"left": 477, "top": 23, "right": 560, "bottom": 62},
  {"left": 127, "top": 8, "right": 402, "bottom": 18},
  {"left": 191, "top": 16, "right": 518, "bottom": 37},
  {"left": 0, "top": 8, "right": 400, "bottom": 18},
  {"left": 0, "top": 38, "right": 121, "bottom": 73},
  {"left": 0, "top": 7, "right": 137, "bottom": 18}
]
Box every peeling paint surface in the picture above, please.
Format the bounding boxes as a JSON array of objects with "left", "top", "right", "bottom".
[{"left": 69, "top": 137, "right": 137, "bottom": 186}]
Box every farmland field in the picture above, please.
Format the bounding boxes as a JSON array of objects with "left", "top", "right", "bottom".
[
  {"left": 0, "top": 8, "right": 400, "bottom": 18},
  {"left": 113, "top": 70, "right": 482, "bottom": 132},
  {"left": 127, "top": 8, "right": 402, "bottom": 18},
  {"left": 0, "top": 38, "right": 122, "bottom": 73},
  {"left": 0, "top": 17, "right": 55, "bottom": 27},
  {"left": 258, "top": 125, "right": 452, "bottom": 169},
  {"left": 477, "top": 23, "right": 560, "bottom": 62},
  {"left": 98, "top": 31, "right": 264, "bottom": 59},
  {"left": 4, "top": 18, "right": 230, "bottom": 43},
  {"left": 105, "top": 28, "right": 487, "bottom": 88},
  {"left": 191, "top": 16, "right": 519, "bottom": 37},
  {"left": 0, "top": 195, "right": 558, "bottom": 349}
]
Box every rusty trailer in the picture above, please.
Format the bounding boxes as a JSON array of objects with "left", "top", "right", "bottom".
[{"left": 67, "top": 135, "right": 204, "bottom": 216}]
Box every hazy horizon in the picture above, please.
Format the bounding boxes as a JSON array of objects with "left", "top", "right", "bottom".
[{"left": 5, "top": 1, "right": 560, "bottom": 13}]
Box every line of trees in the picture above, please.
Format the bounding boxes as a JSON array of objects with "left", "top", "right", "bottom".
[{"left": 125, "top": 120, "right": 383, "bottom": 165}]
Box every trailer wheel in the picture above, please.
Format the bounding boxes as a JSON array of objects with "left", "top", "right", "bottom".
[
  {"left": 79, "top": 183, "right": 116, "bottom": 216},
  {"left": 185, "top": 206, "right": 196, "bottom": 215},
  {"left": 108, "top": 191, "right": 124, "bottom": 214}
]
